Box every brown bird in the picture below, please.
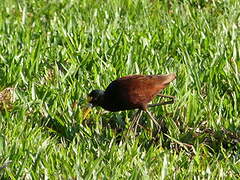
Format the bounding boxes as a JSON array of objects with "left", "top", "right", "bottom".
[{"left": 85, "top": 73, "right": 176, "bottom": 132}]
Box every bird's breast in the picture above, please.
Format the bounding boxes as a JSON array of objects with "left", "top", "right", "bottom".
[{"left": 100, "top": 93, "right": 142, "bottom": 112}]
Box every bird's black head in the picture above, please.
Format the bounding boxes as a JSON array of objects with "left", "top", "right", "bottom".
[{"left": 88, "top": 90, "right": 105, "bottom": 107}]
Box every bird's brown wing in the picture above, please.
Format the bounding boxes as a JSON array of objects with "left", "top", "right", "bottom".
[
  {"left": 117, "top": 74, "right": 176, "bottom": 87},
  {"left": 105, "top": 74, "right": 175, "bottom": 110}
]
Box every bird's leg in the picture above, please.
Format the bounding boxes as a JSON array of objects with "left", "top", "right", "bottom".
[
  {"left": 128, "top": 109, "right": 142, "bottom": 134},
  {"left": 133, "top": 110, "right": 143, "bottom": 134},
  {"left": 157, "top": 93, "right": 176, "bottom": 100},
  {"left": 148, "top": 94, "right": 175, "bottom": 108},
  {"left": 145, "top": 110, "right": 161, "bottom": 132},
  {"left": 148, "top": 100, "right": 174, "bottom": 108}
]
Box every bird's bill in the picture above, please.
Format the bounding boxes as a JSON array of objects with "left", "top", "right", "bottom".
[
  {"left": 82, "top": 106, "right": 91, "bottom": 119},
  {"left": 82, "top": 103, "right": 92, "bottom": 119},
  {"left": 82, "top": 96, "right": 93, "bottom": 119}
]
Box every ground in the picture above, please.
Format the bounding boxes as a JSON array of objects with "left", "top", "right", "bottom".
[{"left": 0, "top": 0, "right": 239, "bottom": 179}]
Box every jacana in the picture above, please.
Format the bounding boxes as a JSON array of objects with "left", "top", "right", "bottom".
[{"left": 85, "top": 73, "right": 176, "bottom": 132}]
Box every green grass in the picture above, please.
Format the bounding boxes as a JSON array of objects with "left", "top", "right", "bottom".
[{"left": 0, "top": 0, "right": 239, "bottom": 179}]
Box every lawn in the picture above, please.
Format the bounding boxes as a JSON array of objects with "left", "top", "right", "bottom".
[{"left": 0, "top": 0, "right": 239, "bottom": 179}]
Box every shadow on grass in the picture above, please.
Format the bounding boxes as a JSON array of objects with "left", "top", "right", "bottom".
[{"left": 43, "top": 111, "right": 240, "bottom": 158}]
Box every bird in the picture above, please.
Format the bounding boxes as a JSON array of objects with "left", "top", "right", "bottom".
[{"left": 84, "top": 73, "right": 176, "bottom": 133}]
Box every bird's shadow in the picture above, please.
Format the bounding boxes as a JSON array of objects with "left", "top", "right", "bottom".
[{"left": 43, "top": 110, "right": 240, "bottom": 157}]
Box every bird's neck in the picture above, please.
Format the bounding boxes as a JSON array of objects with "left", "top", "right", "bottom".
[{"left": 98, "top": 94, "right": 106, "bottom": 107}]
